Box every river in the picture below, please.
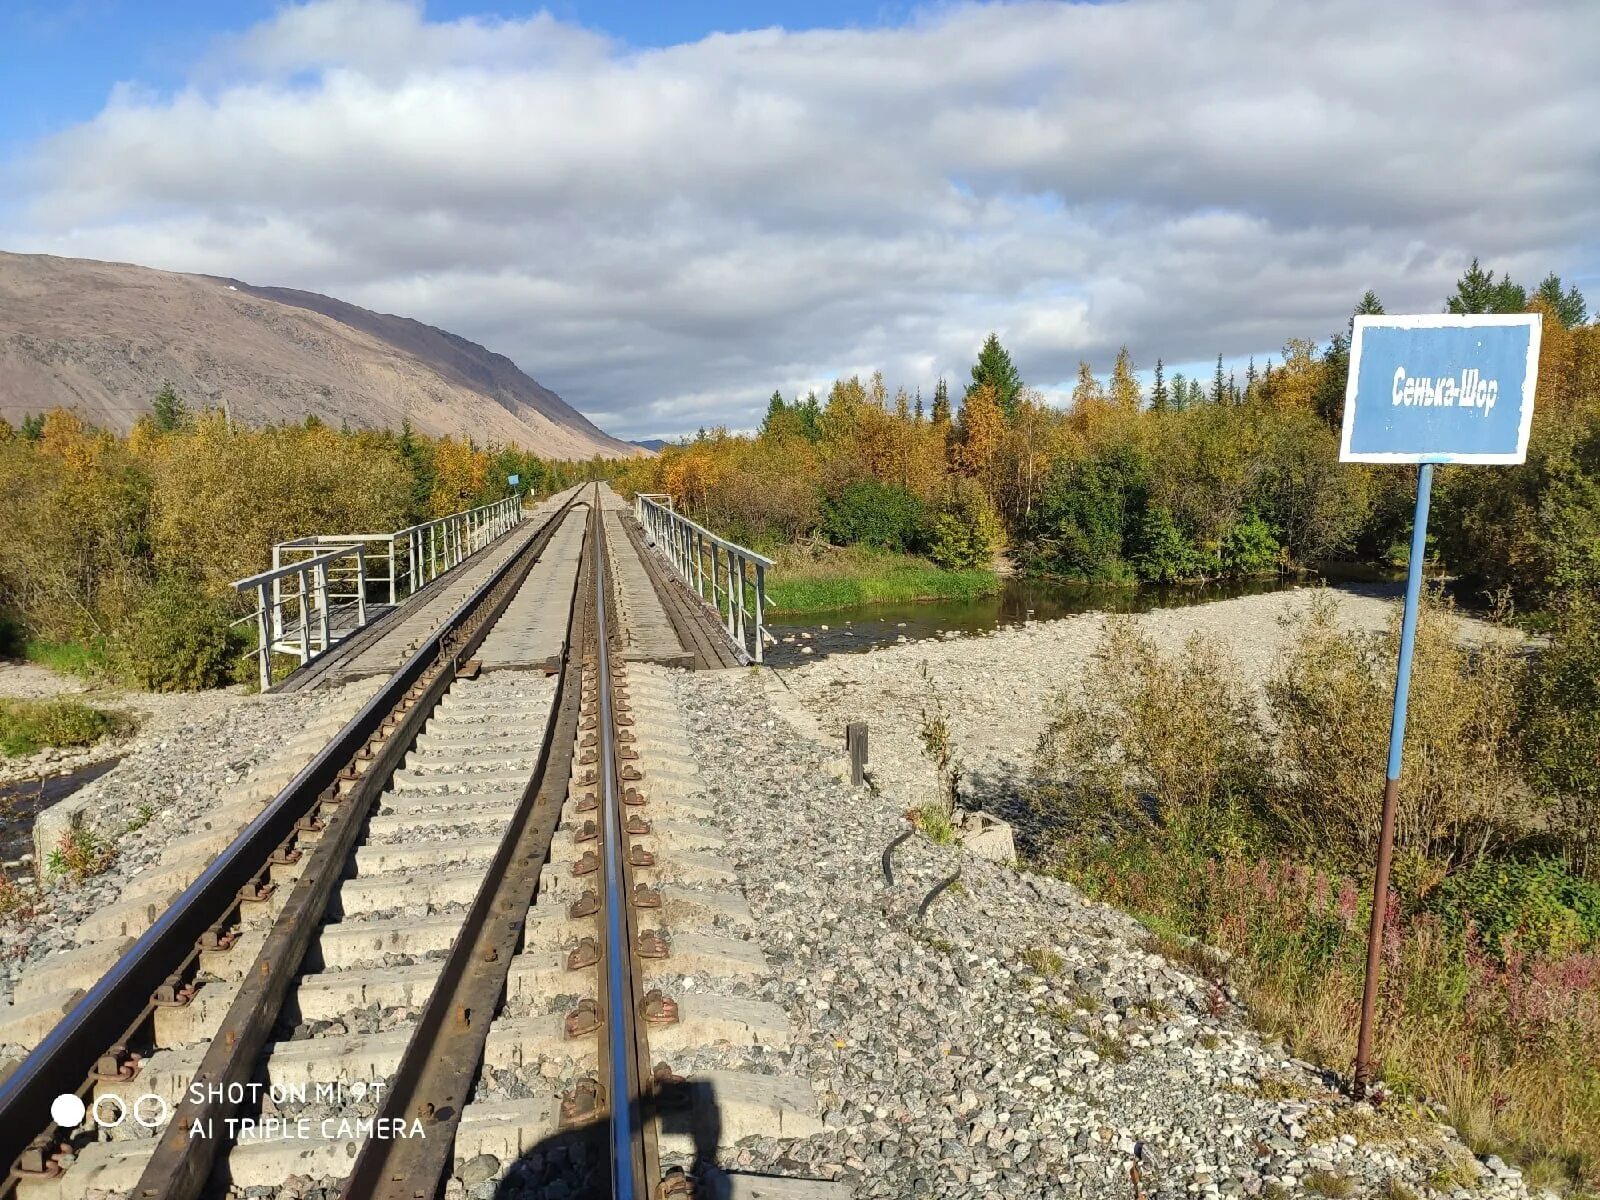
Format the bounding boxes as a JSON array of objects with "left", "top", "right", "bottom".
[{"left": 763, "top": 564, "right": 1406, "bottom": 665}]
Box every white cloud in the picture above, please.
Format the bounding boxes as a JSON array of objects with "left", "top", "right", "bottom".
[{"left": 6, "top": 0, "right": 1598, "bottom": 439}]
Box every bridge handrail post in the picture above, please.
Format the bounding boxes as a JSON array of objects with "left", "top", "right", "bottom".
[
  {"left": 753, "top": 561, "right": 766, "bottom": 664},
  {"left": 297, "top": 568, "right": 311, "bottom": 662},
  {"left": 255, "top": 582, "right": 271, "bottom": 690},
  {"left": 314, "top": 560, "right": 331, "bottom": 654},
  {"left": 355, "top": 548, "right": 368, "bottom": 626}
]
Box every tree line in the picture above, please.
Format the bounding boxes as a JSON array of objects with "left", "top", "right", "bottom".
[
  {"left": 618, "top": 260, "right": 1599, "bottom": 607},
  {"left": 0, "top": 406, "right": 615, "bottom": 689}
]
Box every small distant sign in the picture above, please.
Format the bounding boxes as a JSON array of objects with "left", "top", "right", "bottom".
[
  {"left": 507, "top": 474, "right": 520, "bottom": 487},
  {"left": 1339, "top": 313, "right": 1541, "bottom": 465}
]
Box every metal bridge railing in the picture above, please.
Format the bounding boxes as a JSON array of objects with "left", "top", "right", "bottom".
[
  {"left": 635, "top": 493, "right": 774, "bottom": 664},
  {"left": 234, "top": 493, "right": 524, "bottom": 689},
  {"left": 232, "top": 544, "right": 368, "bottom": 691}
]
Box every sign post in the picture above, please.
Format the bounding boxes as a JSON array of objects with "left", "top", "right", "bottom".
[{"left": 1339, "top": 312, "right": 1540, "bottom": 1091}]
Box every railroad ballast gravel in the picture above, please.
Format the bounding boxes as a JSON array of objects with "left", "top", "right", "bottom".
[{"left": 667, "top": 657, "right": 1544, "bottom": 1200}]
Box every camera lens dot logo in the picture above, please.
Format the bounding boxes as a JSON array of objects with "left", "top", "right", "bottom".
[{"left": 51, "top": 1094, "right": 86, "bottom": 1128}]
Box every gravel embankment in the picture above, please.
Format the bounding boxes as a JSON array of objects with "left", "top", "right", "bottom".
[
  {"left": 781, "top": 587, "right": 1514, "bottom": 830},
  {"left": 662, "top": 589, "right": 1542, "bottom": 1199},
  {"left": 0, "top": 677, "right": 378, "bottom": 1002}
]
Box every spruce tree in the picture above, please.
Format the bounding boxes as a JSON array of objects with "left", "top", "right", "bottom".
[
  {"left": 1210, "top": 355, "right": 1226, "bottom": 405},
  {"left": 1447, "top": 258, "right": 1526, "bottom": 315},
  {"left": 966, "top": 333, "right": 1022, "bottom": 420},
  {"left": 1534, "top": 273, "right": 1588, "bottom": 327},
  {"left": 1150, "top": 359, "right": 1169, "bottom": 412},
  {"left": 931, "top": 378, "right": 952, "bottom": 425},
  {"left": 152, "top": 384, "right": 188, "bottom": 432},
  {"left": 914, "top": 386, "right": 924, "bottom": 422},
  {"left": 759, "top": 390, "right": 786, "bottom": 437}
]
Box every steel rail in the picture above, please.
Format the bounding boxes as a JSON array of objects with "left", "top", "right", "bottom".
[
  {"left": 338, "top": 492, "right": 594, "bottom": 1199},
  {"left": 0, "top": 488, "right": 587, "bottom": 1194},
  {"left": 594, "top": 495, "right": 650, "bottom": 1200}
]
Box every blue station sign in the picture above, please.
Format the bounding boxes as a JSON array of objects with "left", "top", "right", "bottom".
[{"left": 1339, "top": 313, "right": 1541, "bottom": 464}]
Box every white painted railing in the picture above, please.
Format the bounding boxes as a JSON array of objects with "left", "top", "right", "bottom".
[
  {"left": 234, "top": 493, "right": 524, "bottom": 688},
  {"left": 635, "top": 493, "right": 773, "bottom": 664}
]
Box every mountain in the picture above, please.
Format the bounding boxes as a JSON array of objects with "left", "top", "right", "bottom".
[
  {"left": 631, "top": 438, "right": 673, "bottom": 452},
  {"left": 0, "top": 250, "right": 641, "bottom": 459}
]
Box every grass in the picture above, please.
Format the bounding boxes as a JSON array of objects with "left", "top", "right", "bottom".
[
  {"left": 914, "top": 801, "right": 957, "bottom": 845},
  {"left": 1020, "top": 946, "right": 1064, "bottom": 977},
  {"left": 22, "top": 637, "right": 110, "bottom": 679},
  {"left": 1302, "top": 1169, "right": 1356, "bottom": 1198},
  {"left": 764, "top": 544, "right": 999, "bottom": 614},
  {"left": 0, "top": 697, "right": 131, "bottom": 757}
]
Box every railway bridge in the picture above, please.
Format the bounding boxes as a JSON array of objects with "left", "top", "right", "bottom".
[{"left": 0, "top": 485, "right": 840, "bottom": 1200}]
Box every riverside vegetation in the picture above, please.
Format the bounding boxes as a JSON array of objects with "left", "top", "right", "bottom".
[
  {"left": 613, "top": 261, "right": 1600, "bottom": 625},
  {"left": 1029, "top": 591, "right": 1600, "bottom": 1193},
  {"left": 0, "top": 401, "right": 620, "bottom": 693}
]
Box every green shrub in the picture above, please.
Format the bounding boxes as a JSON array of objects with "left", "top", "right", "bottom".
[
  {"left": 1267, "top": 591, "right": 1530, "bottom": 872},
  {"left": 0, "top": 698, "right": 129, "bottom": 757},
  {"left": 925, "top": 478, "right": 1003, "bottom": 569},
  {"left": 1431, "top": 857, "right": 1600, "bottom": 956},
  {"left": 1219, "top": 511, "right": 1283, "bottom": 576},
  {"left": 113, "top": 577, "right": 243, "bottom": 692},
  {"left": 1033, "top": 616, "right": 1270, "bottom": 846},
  {"left": 1522, "top": 591, "right": 1600, "bottom": 879},
  {"left": 1130, "top": 505, "right": 1199, "bottom": 583},
  {"left": 1027, "top": 444, "right": 1148, "bottom": 582},
  {"left": 819, "top": 479, "right": 925, "bottom": 552}
]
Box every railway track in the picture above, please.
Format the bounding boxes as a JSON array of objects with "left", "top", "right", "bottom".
[{"left": 0, "top": 485, "right": 836, "bottom": 1200}]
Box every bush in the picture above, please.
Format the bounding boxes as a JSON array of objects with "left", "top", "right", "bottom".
[
  {"left": 0, "top": 698, "right": 129, "bottom": 757},
  {"left": 1522, "top": 591, "right": 1600, "bottom": 879},
  {"left": 1432, "top": 857, "right": 1600, "bottom": 956},
  {"left": 819, "top": 479, "right": 925, "bottom": 552},
  {"left": 113, "top": 577, "right": 243, "bottom": 692},
  {"left": 1033, "top": 617, "right": 1270, "bottom": 849},
  {"left": 1267, "top": 591, "right": 1531, "bottom": 873},
  {"left": 924, "top": 478, "right": 1003, "bottom": 569},
  {"left": 1219, "top": 511, "right": 1283, "bottom": 576},
  {"left": 1027, "top": 444, "right": 1147, "bottom": 582},
  {"left": 1129, "top": 505, "right": 1199, "bottom": 583}
]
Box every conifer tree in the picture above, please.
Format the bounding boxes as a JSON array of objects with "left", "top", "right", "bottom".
[
  {"left": 1211, "top": 355, "right": 1227, "bottom": 404},
  {"left": 966, "top": 333, "right": 1023, "bottom": 420},
  {"left": 1150, "top": 358, "right": 1169, "bottom": 412},
  {"left": 931, "top": 378, "right": 952, "bottom": 425},
  {"left": 1534, "top": 273, "right": 1588, "bottom": 327},
  {"left": 152, "top": 384, "right": 188, "bottom": 432},
  {"left": 1109, "top": 346, "right": 1142, "bottom": 412},
  {"left": 914, "top": 386, "right": 924, "bottom": 422},
  {"left": 1447, "top": 258, "right": 1526, "bottom": 314},
  {"left": 1169, "top": 372, "right": 1187, "bottom": 412}
]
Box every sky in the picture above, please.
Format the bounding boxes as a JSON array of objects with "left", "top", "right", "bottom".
[{"left": 2, "top": 0, "right": 1597, "bottom": 442}]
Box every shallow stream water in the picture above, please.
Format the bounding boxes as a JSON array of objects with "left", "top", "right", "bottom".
[{"left": 763, "top": 563, "right": 1406, "bottom": 665}]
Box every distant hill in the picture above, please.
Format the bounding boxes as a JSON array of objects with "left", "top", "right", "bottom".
[
  {"left": 631, "top": 438, "right": 673, "bottom": 452},
  {"left": 0, "top": 250, "right": 642, "bottom": 459}
]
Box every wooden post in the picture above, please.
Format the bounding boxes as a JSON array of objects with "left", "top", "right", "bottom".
[{"left": 846, "top": 722, "right": 869, "bottom": 786}]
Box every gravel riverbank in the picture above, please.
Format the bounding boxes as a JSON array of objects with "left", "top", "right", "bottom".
[
  {"left": 780, "top": 586, "right": 1513, "bottom": 830},
  {"left": 0, "top": 677, "right": 378, "bottom": 1005},
  {"left": 661, "top": 586, "right": 1542, "bottom": 1199}
]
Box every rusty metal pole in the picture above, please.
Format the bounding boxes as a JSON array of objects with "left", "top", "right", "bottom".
[{"left": 1354, "top": 461, "right": 1434, "bottom": 1092}]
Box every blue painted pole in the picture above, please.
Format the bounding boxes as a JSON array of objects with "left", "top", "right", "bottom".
[{"left": 1354, "top": 461, "right": 1433, "bottom": 1090}]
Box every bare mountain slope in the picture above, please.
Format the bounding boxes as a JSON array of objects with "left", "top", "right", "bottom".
[{"left": 0, "top": 250, "right": 640, "bottom": 458}]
